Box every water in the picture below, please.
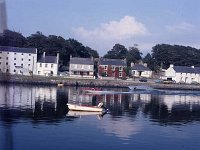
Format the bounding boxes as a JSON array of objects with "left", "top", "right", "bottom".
[{"left": 0, "top": 84, "right": 200, "bottom": 150}]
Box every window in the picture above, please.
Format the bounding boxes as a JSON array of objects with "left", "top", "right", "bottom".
[
  {"left": 38, "top": 71, "right": 41, "bottom": 75},
  {"left": 45, "top": 64, "right": 48, "bottom": 68},
  {"left": 21, "top": 53, "right": 24, "bottom": 55},
  {"left": 7, "top": 52, "right": 9, "bottom": 54},
  {"left": 119, "top": 72, "right": 122, "bottom": 77},
  {"left": 6, "top": 62, "right": 8, "bottom": 65},
  {"left": 119, "top": 66, "right": 123, "bottom": 71},
  {"left": 51, "top": 64, "right": 53, "bottom": 68},
  {"left": 14, "top": 69, "right": 16, "bottom": 72},
  {"left": 0, "top": 57, "right": 1, "bottom": 59},
  {"left": 6, "top": 57, "right": 8, "bottom": 60},
  {"left": 29, "top": 54, "right": 31, "bottom": 56},
  {"left": 104, "top": 66, "right": 107, "bottom": 70},
  {"left": 40, "top": 63, "right": 42, "bottom": 67},
  {"left": 21, "top": 58, "right": 23, "bottom": 61},
  {"left": 6, "top": 69, "right": 9, "bottom": 72},
  {"left": 28, "top": 64, "right": 30, "bottom": 66},
  {"left": 14, "top": 58, "right": 16, "bottom": 60},
  {"left": 112, "top": 65, "right": 115, "bottom": 70},
  {"left": 29, "top": 59, "right": 31, "bottom": 61},
  {"left": 14, "top": 53, "right": 16, "bottom": 55},
  {"left": 0, "top": 62, "right": 1, "bottom": 65},
  {"left": 21, "top": 64, "right": 23, "bottom": 67},
  {"left": 14, "top": 63, "right": 16, "bottom": 66}
]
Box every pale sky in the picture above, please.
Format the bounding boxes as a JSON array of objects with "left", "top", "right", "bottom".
[{"left": 6, "top": 0, "right": 200, "bottom": 56}]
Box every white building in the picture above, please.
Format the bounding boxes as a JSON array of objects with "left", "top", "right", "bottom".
[
  {"left": 37, "top": 52, "right": 59, "bottom": 76},
  {"left": 130, "top": 63, "right": 152, "bottom": 78},
  {"left": 0, "top": 46, "right": 37, "bottom": 75},
  {"left": 165, "top": 64, "right": 200, "bottom": 84},
  {"left": 69, "top": 56, "right": 94, "bottom": 78}
]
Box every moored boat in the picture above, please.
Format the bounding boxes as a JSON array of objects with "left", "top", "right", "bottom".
[{"left": 67, "top": 102, "right": 106, "bottom": 112}]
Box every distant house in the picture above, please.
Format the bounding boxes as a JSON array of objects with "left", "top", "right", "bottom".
[
  {"left": 37, "top": 52, "right": 59, "bottom": 76},
  {"left": 0, "top": 46, "right": 37, "bottom": 75},
  {"left": 69, "top": 57, "right": 94, "bottom": 78},
  {"left": 165, "top": 64, "right": 200, "bottom": 83},
  {"left": 130, "top": 63, "right": 152, "bottom": 78},
  {"left": 98, "top": 58, "right": 127, "bottom": 79}
]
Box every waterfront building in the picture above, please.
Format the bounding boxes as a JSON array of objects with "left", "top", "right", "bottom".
[
  {"left": 37, "top": 52, "right": 59, "bottom": 76},
  {"left": 69, "top": 56, "right": 94, "bottom": 78},
  {"left": 165, "top": 64, "right": 200, "bottom": 84},
  {"left": 98, "top": 58, "right": 127, "bottom": 79},
  {"left": 130, "top": 63, "right": 152, "bottom": 78},
  {"left": 0, "top": 46, "right": 37, "bottom": 75}
]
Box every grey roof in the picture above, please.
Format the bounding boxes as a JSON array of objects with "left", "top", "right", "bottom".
[
  {"left": 99, "top": 58, "right": 126, "bottom": 66},
  {"left": 0, "top": 46, "right": 37, "bottom": 54},
  {"left": 173, "top": 66, "right": 200, "bottom": 74},
  {"left": 38, "top": 56, "right": 57, "bottom": 63},
  {"left": 70, "top": 57, "right": 94, "bottom": 65},
  {"left": 131, "top": 64, "right": 151, "bottom": 71}
]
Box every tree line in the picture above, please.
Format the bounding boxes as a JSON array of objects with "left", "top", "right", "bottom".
[{"left": 1, "top": 30, "right": 200, "bottom": 72}]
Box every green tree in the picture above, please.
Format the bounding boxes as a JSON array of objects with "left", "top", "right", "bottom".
[
  {"left": 103, "top": 44, "right": 128, "bottom": 59},
  {"left": 126, "top": 46, "right": 142, "bottom": 66}
]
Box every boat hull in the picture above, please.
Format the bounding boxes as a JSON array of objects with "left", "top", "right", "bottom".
[{"left": 67, "top": 104, "right": 103, "bottom": 112}]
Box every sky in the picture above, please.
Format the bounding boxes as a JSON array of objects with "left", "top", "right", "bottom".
[{"left": 5, "top": 0, "right": 200, "bottom": 56}]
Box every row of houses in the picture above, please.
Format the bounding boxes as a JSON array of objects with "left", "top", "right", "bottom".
[
  {"left": 0, "top": 46, "right": 59, "bottom": 76},
  {"left": 1, "top": 46, "right": 200, "bottom": 84}
]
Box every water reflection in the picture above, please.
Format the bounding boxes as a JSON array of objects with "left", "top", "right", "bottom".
[{"left": 0, "top": 84, "right": 200, "bottom": 144}]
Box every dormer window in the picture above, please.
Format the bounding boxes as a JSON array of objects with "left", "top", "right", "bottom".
[
  {"left": 119, "top": 66, "right": 123, "bottom": 71},
  {"left": 104, "top": 66, "right": 107, "bottom": 70}
]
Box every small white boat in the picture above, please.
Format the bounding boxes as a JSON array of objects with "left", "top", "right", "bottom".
[{"left": 67, "top": 103, "right": 105, "bottom": 112}]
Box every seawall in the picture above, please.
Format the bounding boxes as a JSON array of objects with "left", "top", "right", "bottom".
[{"left": 0, "top": 74, "right": 200, "bottom": 90}]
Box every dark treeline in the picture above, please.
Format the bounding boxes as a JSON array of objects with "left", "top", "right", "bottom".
[
  {"left": 0, "top": 30, "right": 99, "bottom": 70},
  {"left": 1, "top": 30, "right": 200, "bottom": 72}
]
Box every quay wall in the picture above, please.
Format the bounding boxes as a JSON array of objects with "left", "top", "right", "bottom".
[{"left": 0, "top": 74, "right": 200, "bottom": 90}]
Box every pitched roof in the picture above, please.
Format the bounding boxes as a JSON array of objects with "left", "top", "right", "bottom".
[
  {"left": 131, "top": 64, "right": 151, "bottom": 71},
  {"left": 38, "top": 56, "right": 57, "bottom": 64},
  {"left": 99, "top": 58, "right": 126, "bottom": 66},
  {"left": 173, "top": 66, "right": 200, "bottom": 74},
  {"left": 70, "top": 57, "right": 94, "bottom": 65},
  {"left": 0, "top": 46, "right": 37, "bottom": 54}
]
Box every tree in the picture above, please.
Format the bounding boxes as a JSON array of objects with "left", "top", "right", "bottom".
[
  {"left": 151, "top": 44, "right": 200, "bottom": 70},
  {"left": 126, "top": 46, "right": 142, "bottom": 66},
  {"left": 0, "top": 30, "right": 27, "bottom": 47},
  {"left": 103, "top": 44, "right": 128, "bottom": 59}
]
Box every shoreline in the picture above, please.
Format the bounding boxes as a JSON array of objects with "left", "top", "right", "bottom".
[{"left": 0, "top": 74, "right": 200, "bottom": 91}]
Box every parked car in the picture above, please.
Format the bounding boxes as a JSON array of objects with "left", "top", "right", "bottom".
[
  {"left": 139, "top": 77, "right": 147, "bottom": 82},
  {"left": 163, "top": 79, "right": 176, "bottom": 84}
]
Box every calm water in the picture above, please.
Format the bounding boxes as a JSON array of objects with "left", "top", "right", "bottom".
[{"left": 0, "top": 84, "right": 200, "bottom": 150}]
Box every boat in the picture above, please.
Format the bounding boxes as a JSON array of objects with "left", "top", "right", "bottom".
[
  {"left": 128, "top": 85, "right": 154, "bottom": 91},
  {"left": 57, "top": 82, "right": 64, "bottom": 87},
  {"left": 81, "top": 87, "right": 101, "bottom": 93},
  {"left": 67, "top": 102, "right": 106, "bottom": 112}
]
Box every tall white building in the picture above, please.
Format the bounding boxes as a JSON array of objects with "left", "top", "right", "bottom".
[
  {"left": 0, "top": 46, "right": 37, "bottom": 75},
  {"left": 37, "top": 52, "right": 59, "bottom": 76}
]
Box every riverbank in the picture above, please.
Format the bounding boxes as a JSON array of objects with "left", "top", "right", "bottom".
[{"left": 0, "top": 74, "right": 200, "bottom": 90}]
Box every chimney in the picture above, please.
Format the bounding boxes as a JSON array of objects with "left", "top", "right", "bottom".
[
  {"left": 57, "top": 53, "right": 59, "bottom": 64},
  {"left": 43, "top": 52, "right": 46, "bottom": 57},
  {"left": 131, "top": 62, "right": 135, "bottom": 67}
]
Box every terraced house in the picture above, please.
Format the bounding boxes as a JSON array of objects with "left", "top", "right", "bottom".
[
  {"left": 69, "top": 56, "right": 94, "bottom": 78},
  {"left": 0, "top": 46, "right": 37, "bottom": 75},
  {"left": 165, "top": 64, "right": 200, "bottom": 84},
  {"left": 98, "top": 58, "right": 127, "bottom": 79},
  {"left": 37, "top": 52, "right": 59, "bottom": 76}
]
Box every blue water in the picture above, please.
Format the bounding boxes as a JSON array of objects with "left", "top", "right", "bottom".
[{"left": 0, "top": 84, "right": 200, "bottom": 150}]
